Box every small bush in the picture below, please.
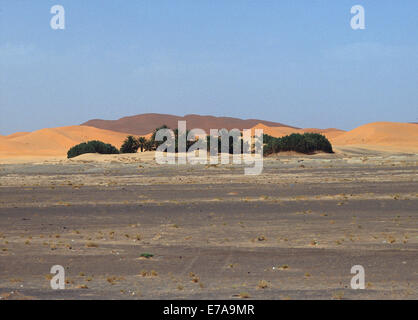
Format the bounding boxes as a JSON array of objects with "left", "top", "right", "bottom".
[
  {"left": 67, "top": 140, "right": 119, "bottom": 158},
  {"left": 120, "top": 136, "right": 140, "bottom": 153}
]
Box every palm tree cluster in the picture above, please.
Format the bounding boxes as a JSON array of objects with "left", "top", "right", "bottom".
[
  {"left": 119, "top": 135, "right": 151, "bottom": 153},
  {"left": 119, "top": 125, "right": 174, "bottom": 153},
  {"left": 119, "top": 125, "right": 252, "bottom": 154}
]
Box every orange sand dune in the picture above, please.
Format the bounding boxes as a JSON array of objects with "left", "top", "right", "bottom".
[
  {"left": 0, "top": 126, "right": 130, "bottom": 158},
  {"left": 0, "top": 136, "right": 29, "bottom": 157},
  {"left": 2, "top": 121, "right": 416, "bottom": 159},
  {"left": 6, "top": 132, "right": 31, "bottom": 139},
  {"left": 250, "top": 123, "right": 345, "bottom": 140},
  {"left": 330, "top": 122, "right": 418, "bottom": 151},
  {"left": 252, "top": 122, "right": 417, "bottom": 152}
]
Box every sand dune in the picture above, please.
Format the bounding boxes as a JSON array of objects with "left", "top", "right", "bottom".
[
  {"left": 2, "top": 121, "right": 416, "bottom": 161},
  {"left": 82, "top": 113, "right": 298, "bottom": 135},
  {"left": 5, "top": 132, "right": 31, "bottom": 139},
  {"left": 0, "top": 126, "right": 130, "bottom": 158},
  {"left": 330, "top": 122, "right": 418, "bottom": 152},
  {"left": 251, "top": 122, "right": 417, "bottom": 153},
  {"left": 250, "top": 123, "right": 345, "bottom": 140}
]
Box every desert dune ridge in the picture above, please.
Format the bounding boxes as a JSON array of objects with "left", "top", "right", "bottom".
[
  {"left": 252, "top": 122, "right": 418, "bottom": 153},
  {"left": 331, "top": 122, "right": 418, "bottom": 147},
  {"left": 0, "top": 121, "right": 417, "bottom": 162}
]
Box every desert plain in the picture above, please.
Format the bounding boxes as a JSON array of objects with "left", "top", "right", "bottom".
[
  {"left": 0, "top": 117, "right": 417, "bottom": 300},
  {"left": 0, "top": 148, "right": 417, "bottom": 300}
]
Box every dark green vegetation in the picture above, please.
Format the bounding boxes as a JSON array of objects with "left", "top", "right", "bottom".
[
  {"left": 263, "top": 133, "right": 333, "bottom": 155},
  {"left": 67, "top": 128, "right": 332, "bottom": 158},
  {"left": 119, "top": 126, "right": 249, "bottom": 154},
  {"left": 67, "top": 140, "right": 119, "bottom": 159},
  {"left": 120, "top": 136, "right": 140, "bottom": 153}
]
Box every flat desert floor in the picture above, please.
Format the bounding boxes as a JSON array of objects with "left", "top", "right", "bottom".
[{"left": 0, "top": 150, "right": 417, "bottom": 299}]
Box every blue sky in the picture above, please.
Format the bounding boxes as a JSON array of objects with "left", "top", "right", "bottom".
[{"left": 0, "top": 0, "right": 417, "bottom": 134}]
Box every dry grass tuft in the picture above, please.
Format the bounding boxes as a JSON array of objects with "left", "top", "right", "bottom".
[
  {"left": 140, "top": 270, "right": 158, "bottom": 277},
  {"left": 239, "top": 292, "right": 250, "bottom": 298},
  {"left": 258, "top": 280, "right": 269, "bottom": 289},
  {"left": 85, "top": 242, "right": 98, "bottom": 248},
  {"left": 107, "top": 276, "right": 125, "bottom": 284}
]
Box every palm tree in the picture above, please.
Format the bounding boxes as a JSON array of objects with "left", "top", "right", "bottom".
[
  {"left": 144, "top": 140, "right": 154, "bottom": 151},
  {"left": 138, "top": 137, "right": 146, "bottom": 152},
  {"left": 120, "top": 135, "right": 140, "bottom": 153}
]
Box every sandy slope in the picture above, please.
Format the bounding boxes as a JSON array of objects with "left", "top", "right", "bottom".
[
  {"left": 0, "top": 126, "right": 130, "bottom": 158},
  {"left": 251, "top": 122, "right": 417, "bottom": 153},
  {"left": 5, "top": 132, "right": 31, "bottom": 139},
  {"left": 330, "top": 122, "right": 418, "bottom": 152}
]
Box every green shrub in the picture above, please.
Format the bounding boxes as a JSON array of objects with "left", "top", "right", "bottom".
[
  {"left": 120, "top": 136, "right": 140, "bottom": 153},
  {"left": 264, "top": 133, "right": 333, "bottom": 155},
  {"left": 67, "top": 140, "right": 119, "bottom": 158}
]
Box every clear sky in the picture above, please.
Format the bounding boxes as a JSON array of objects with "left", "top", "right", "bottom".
[{"left": 0, "top": 0, "right": 417, "bottom": 134}]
